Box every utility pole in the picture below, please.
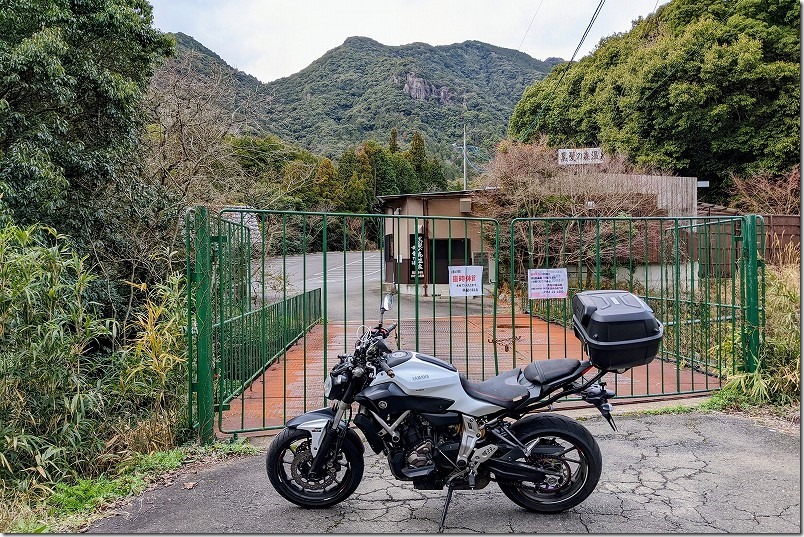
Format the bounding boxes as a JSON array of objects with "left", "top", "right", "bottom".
[{"left": 463, "top": 123, "right": 467, "bottom": 190}]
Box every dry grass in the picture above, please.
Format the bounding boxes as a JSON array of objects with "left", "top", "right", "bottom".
[{"left": 730, "top": 165, "right": 800, "bottom": 215}]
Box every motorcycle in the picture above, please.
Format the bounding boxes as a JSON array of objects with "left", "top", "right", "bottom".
[{"left": 266, "top": 290, "right": 663, "bottom": 531}]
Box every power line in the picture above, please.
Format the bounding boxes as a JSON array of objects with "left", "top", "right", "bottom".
[
  {"left": 519, "top": 0, "right": 606, "bottom": 142},
  {"left": 517, "top": 0, "right": 545, "bottom": 51}
]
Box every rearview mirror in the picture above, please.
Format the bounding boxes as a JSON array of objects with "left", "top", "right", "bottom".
[{"left": 380, "top": 294, "right": 394, "bottom": 313}]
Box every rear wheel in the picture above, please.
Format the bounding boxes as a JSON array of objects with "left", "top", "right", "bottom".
[
  {"left": 498, "top": 414, "right": 602, "bottom": 513},
  {"left": 266, "top": 428, "right": 364, "bottom": 508}
]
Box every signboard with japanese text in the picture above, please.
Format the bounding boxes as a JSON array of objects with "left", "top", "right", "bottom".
[
  {"left": 557, "top": 147, "right": 604, "bottom": 165},
  {"left": 409, "top": 234, "right": 425, "bottom": 279},
  {"left": 448, "top": 265, "right": 484, "bottom": 297},
  {"left": 527, "top": 268, "right": 568, "bottom": 299}
]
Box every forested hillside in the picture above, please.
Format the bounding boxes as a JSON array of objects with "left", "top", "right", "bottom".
[
  {"left": 170, "top": 33, "right": 560, "bottom": 174},
  {"left": 508, "top": 0, "right": 800, "bottom": 201}
]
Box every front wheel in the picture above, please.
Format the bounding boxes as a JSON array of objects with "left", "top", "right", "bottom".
[
  {"left": 266, "top": 427, "right": 364, "bottom": 508},
  {"left": 498, "top": 414, "right": 602, "bottom": 513}
]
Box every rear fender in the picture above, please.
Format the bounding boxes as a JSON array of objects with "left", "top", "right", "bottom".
[{"left": 286, "top": 408, "right": 364, "bottom": 456}]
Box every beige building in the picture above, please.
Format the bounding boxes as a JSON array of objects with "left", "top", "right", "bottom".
[{"left": 378, "top": 189, "right": 496, "bottom": 296}]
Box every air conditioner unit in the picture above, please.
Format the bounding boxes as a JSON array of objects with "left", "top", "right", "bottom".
[{"left": 459, "top": 198, "right": 472, "bottom": 213}]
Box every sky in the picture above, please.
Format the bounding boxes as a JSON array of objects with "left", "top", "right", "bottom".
[{"left": 150, "top": 0, "right": 670, "bottom": 83}]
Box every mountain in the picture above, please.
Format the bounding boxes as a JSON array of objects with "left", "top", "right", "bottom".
[{"left": 169, "top": 33, "right": 561, "bottom": 166}]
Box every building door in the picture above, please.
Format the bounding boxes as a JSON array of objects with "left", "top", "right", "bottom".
[{"left": 431, "top": 238, "right": 471, "bottom": 283}]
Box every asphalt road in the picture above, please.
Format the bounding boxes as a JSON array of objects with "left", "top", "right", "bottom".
[
  {"left": 260, "top": 250, "right": 495, "bottom": 323},
  {"left": 89, "top": 411, "right": 800, "bottom": 534}
]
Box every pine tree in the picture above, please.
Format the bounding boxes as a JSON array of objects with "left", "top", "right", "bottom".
[
  {"left": 314, "top": 158, "right": 342, "bottom": 206},
  {"left": 408, "top": 131, "right": 427, "bottom": 187},
  {"left": 389, "top": 128, "right": 399, "bottom": 154},
  {"left": 392, "top": 153, "right": 420, "bottom": 194}
]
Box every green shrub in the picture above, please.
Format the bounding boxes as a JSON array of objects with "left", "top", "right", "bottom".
[
  {"left": 0, "top": 225, "right": 190, "bottom": 497},
  {"left": 709, "top": 249, "right": 801, "bottom": 409},
  {"left": 48, "top": 477, "right": 140, "bottom": 514},
  {"left": 0, "top": 224, "right": 117, "bottom": 490}
]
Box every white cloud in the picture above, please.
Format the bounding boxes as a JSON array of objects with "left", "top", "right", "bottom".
[{"left": 150, "top": 0, "right": 668, "bottom": 82}]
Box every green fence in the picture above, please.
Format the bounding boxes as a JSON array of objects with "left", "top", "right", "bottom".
[
  {"left": 187, "top": 207, "right": 765, "bottom": 443},
  {"left": 508, "top": 216, "right": 764, "bottom": 398}
]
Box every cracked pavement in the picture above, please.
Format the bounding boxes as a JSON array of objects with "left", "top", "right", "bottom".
[{"left": 89, "top": 412, "right": 800, "bottom": 533}]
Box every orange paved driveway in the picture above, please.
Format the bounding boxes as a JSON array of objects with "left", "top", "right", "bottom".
[{"left": 220, "top": 315, "right": 717, "bottom": 434}]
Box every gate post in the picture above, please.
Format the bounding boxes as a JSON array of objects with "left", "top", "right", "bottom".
[
  {"left": 195, "top": 207, "right": 215, "bottom": 444},
  {"left": 741, "top": 215, "right": 761, "bottom": 373}
]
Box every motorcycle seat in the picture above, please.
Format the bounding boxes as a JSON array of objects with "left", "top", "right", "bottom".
[
  {"left": 459, "top": 369, "right": 530, "bottom": 410},
  {"left": 523, "top": 359, "right": 582, "bottom": 385}
]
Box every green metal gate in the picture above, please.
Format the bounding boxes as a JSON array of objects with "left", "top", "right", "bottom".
[{"left": 187, "top": 208, "right": 764, "bottom": 443}]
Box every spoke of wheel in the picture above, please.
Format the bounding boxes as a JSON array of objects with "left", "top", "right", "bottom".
[{"left": 557, "top": 445, "right": 578, "bottom": 457}]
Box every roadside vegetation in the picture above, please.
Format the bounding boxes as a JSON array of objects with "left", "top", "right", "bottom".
[
  {"left": 703, "top": 241, "right": 800, "bottom": 416},
  {"left": 0, "top": 223, "right": 194, "bottom": 532}
]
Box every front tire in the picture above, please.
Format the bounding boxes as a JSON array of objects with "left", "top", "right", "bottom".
[
  {"left": 498, "top": 414, "right": 602, "bottom": 513},
  {"left": 266, "top": 427, "right": 364, "bottom": 508}
]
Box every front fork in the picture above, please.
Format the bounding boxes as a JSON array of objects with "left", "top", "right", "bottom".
[
  {"left": 307, "top": 400, "right": 350, "bottom": 478},
  {"left": 308, "top": 366, "right": 365, "bottom": 477}
]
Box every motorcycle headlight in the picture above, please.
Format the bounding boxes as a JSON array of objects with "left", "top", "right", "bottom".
[
  {"left": 324, "top": 374, "right": 349, "bottom": 401},
  {"left": 323, "top": 375, "right": 333, "bottom": 398}
]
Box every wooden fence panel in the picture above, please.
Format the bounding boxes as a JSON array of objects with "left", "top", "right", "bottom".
[{"left": 763, "top": 214, "right": 800, "bottom": 264}]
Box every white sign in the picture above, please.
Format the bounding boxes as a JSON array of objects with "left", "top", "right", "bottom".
[
  {"left": 448, "top": 265, "right": 484, "bottom": 297},
  {"left": 557, "top": 147, "right": 604, "bottom": 165},
  {"left": 528, "top": 268, "right": 568, "bottom": 299}
]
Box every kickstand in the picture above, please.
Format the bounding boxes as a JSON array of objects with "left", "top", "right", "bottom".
[{"left": 438, "top": 484, "right": 455, "bottom": 533}]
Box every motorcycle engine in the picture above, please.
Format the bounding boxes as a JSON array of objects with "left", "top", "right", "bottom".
[
  {"left": 405, "top": 440, "right": 433, "bottom": 468},
  {"left": 391, "top": 416, "right": 490, "bottom": 491},
  {"left": 399, "top": 419, "right": 434, "bottom": 468},
  {"left": 399, "top": 417, "right": 462, "bottom": 471}
]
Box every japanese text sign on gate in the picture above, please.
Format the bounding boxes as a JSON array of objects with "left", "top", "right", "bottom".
[
  {"left": 409, "top": 234, "right": 425, "bottom": 279},
  {"left": 448, "top": 265, "right": 484, "bottom": 297},
  {"left": 528, "top": 268, "right": 568, "bottom": 299}
]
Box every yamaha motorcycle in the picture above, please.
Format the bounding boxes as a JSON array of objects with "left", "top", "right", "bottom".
[{"left": 266, "top": 291, "right": 662, "bottom": 531}]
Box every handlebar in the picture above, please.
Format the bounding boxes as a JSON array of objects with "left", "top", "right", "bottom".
[{"left": 372, "top": 323, "right": 397, "bottom": 339}]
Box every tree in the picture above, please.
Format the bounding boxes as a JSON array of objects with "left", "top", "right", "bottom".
[
  {"left": 391, "top": 153, "right": 419, "bottom": 194},
  {"left": 508, "top": 0, "right": 800, "bottom": 201},
  {"left": 313, "top": 158, "right": 342, "bottom": 209},
  {"left": 342, "top": 172, "right": 369, "bottom": 214},
  {"left": 0, "top": 0, "right": 174, "bottom": 323},
  {"left": 0, "top": 0, "right": 173, "bottom": 228},
  {"left": 230, "top": 134, "right": 319, "bottom": 211},
  {"left": 424, "top": 158, "right": 447, "bottom": 191},
  {"left": 357, "top": 140, "right": 399, "bottom": 199},
  {"left": 388, "top": 128, "right": 399, "bottom": 154},
  {"left": 407, "top": 131, "right": 427, "bottom": 183},
  {"left": 143, "top": 49, "right": 272, "bottom": 250},
  {"left": 337, "top": 147, "right": 359, "bottom": 188}
]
